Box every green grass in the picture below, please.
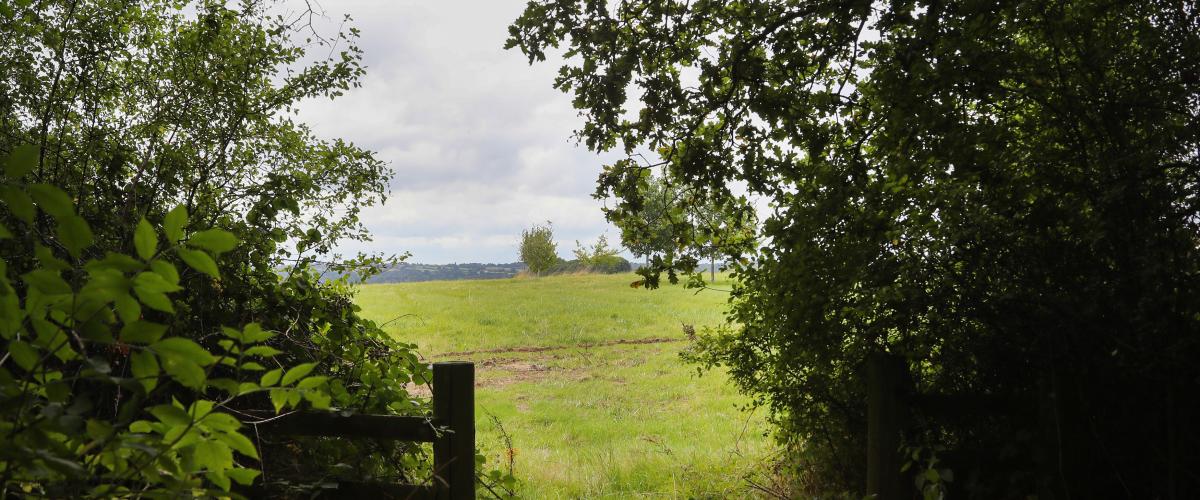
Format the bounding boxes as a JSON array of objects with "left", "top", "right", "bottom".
[{"left": 354, "top": 273, "right": 775, "bottom": 498}]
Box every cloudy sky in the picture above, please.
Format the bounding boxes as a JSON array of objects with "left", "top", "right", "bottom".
[{"left": 291, "top": 1, "right": 626, "bottom": 264}]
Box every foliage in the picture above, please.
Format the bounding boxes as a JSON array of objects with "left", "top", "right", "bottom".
[
  {"left": 0, "top": 158, "right": 342, "bottom": 495},
  {"left": 509, "top": 0, "right": 1200, "bottom": 496},
  {"left": 519, "top": 222, "right": 558, "bottom": 275},
  {"left": 0, "top": 0, "right": 444, "bottom": 495},
  {"left": 548, "top": 256, "right": 631, "bottom": 275},
  {"left": 607, "top": 172, "right": 755, "bottom": 282},
  {"left": 570, "top": 235, "right": 629, "bottom": 273},
  {"left": 610, "top": 175, "right": 676, "bottom": 264}
]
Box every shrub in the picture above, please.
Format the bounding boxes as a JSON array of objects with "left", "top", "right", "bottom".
[{"left": 519, "top": 222, "right": 558, "bottom": 275}]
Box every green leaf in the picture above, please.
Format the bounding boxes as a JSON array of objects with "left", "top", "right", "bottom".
[
  {"left": 259, "top": 368, "right": 282, "bottom": 387},
  {"left": 304, "top": 390, "right": 331, "bottom": 410},
  {"left": 128, "top": 420, "right": 153, "bottom": 433},
  {"left": 217, "top": 430, "right": 259, "bottom": 460},
  {"left": 0, "top": 186, "right": 34, "bottom": 223},
  {"left": 0, "top": 225, "right": 10, "bottom": 239},
  {"left": 114, "top": 294, "right": 141, "bottom": 324},
  {"left": 3, "top": 143, "right": 38, "bottom": 178},
  {"left": 150, "top": 404, "right": 193, "bottom": 426},
  {"left": 93, "top": 252, "right": 143, "bottom": 272},
  {"left": 29, "top": 183, "right": 74, "bottom": 218},
  {"left": 45, "top": 380, "right": 70, "bottom": 402},
  {"left": 86, "top": 419, "right": 114, "bottom": 441},
  {"left": 22, "top": 269, "right": 71, "bottom": 294},
  {"left": 207, "top": 470, "right": 231, "bottom": 492},
  {"left": 160, "top": 355, "right": 206, "bottom": 389},
  {"left": 177, "top": 248, "right": 219, "bottom": 279},
  {"left": 202, "top": 412, "right": 242, "bottom": 433},
  {"left": 226, "top": 468, "right": 261, "bottom": 486},
  {"left": 164, "top": 205, "right": 188, "bottom": 243},
  {"left": 191, "top": 439, "right": 233, "bottom": 471},
  {"left": 134, "top": 218, "right": 156, "bottom": 260},
  {"left": 187, "top": 229, "right": 238, "bottom": 254},
  {"left": 150, "top": 260, "right": 179, "bottom": 286},
  {"left": 152, "top": 338, "right": 216, "bottom": 365},
  {"left": 133, "top": 271, "right": 182, "bottom": 294},
  {"left": 925, "top": 468, "right": 940, "bottom": 483},
  {"left": 296, "top": 375, "right": 327, "bottom": 390},
  {"left": 120, "top": 321, "right": 167, "bottom": 344},
  {"left": 9, "top": 340, "right": 38, "bottom": 370},
  {"left": 57, "top": 215, "right": 94, "bottom": 258},
  {"left": 269, "top": 388, "right": 290, "bottom": 412},
  {"left": 243, "top": 345, "right": 282, "bottom": 358},
  {"left": 34, "top": 244, "right": 70, "bottom": 271},
  {"left": 241, "top": 323, "right": 273, "bottom": 343},
  {"left": 130, "top": 350, "right": 159, "bottom": 391},
  {"left": 281, "top": 362, "right": 317, "bottom": 386},
  {"left": 132, "top": 287, "right": 174, "bottom": 314}
]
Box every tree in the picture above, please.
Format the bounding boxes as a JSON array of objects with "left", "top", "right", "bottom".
[
  {"left": 571, "top": 234, "right": 631, "bottom": 273},
  {"left": 607, "top": 171, "right": 755, "bottom": 283},
  {"left": 611, "top": 174, "right": 677, "bottom": 266},
  {"left": 509, "top": 0, "right": 1200, "bottom": 496},
  {"left": 0, "top": 1, "right": 452, "bottom": 495},
  {"left": 519, "top": 222, "right": 558, "bottom": 275}
]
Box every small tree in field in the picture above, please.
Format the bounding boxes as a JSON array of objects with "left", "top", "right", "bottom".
[
  {"left": 573, "top": 235, "right": 627, "bottom": 272},
  {"left": 519, "top": 222, "right": 558, "bottom": 275}
]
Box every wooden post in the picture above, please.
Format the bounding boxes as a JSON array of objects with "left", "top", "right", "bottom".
[
  {"left": 433, "top": 361, "right": 475, "bottom": 500},
  {"left": 867, "top": 353, "right": 907, "bottom": 500}
]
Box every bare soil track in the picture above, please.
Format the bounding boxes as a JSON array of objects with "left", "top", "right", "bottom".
[{"left": 429, "top": 336, "right": 685, "bottom": 359}]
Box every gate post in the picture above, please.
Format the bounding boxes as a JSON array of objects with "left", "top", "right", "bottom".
[
  {"left": 433, "top": 361, "right": 475, "bottom": 500},
  {"left": 867, "top": 353, "right": 908, "bottom": 499}
]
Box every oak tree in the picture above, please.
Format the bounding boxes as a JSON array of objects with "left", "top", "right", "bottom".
[{"left": 509, "top": 0, "right": 1200, "bottom": 495}]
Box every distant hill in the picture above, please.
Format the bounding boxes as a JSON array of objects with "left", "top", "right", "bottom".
[{"left": 363, "top": 262, "right": 527, "bottom": 283}]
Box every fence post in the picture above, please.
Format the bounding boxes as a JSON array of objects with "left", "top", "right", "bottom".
[
  {"left": 866, "top": 352, "right": 908, "bottom": 500},
  {"left": 433, "top": 361, "right": 475, "bottom": 500}
]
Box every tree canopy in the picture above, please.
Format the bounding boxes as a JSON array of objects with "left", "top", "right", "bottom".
[
  {"left": 509, "top": 0, "right": 1200, "bottom": 496},
  {"left": 519, "top": 222, "right": 558, "bottom": 275},
  {"left": 0, "top": 1, "right": 461, "bottom": 495}
]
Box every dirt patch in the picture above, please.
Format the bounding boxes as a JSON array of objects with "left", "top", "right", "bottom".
[
  {"left": 406, "top": 337, "right": 682, "bottom": 394},
  {"left": 431, "top": 336, "right": 685, "bottom": 359}
]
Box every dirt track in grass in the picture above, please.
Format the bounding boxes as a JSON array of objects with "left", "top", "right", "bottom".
[{"left": 427, "top": 335, "right": 687, "bottom": 359}]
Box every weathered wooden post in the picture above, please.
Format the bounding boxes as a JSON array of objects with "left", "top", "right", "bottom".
[
  {"left": 866, "top": 352, "right": 908, "bottom": 499},
  {"left": 433, "top": 361, "right": 475, "bottom": 500}
]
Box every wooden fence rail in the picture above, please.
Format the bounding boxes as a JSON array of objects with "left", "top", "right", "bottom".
[{"left": 251, "top": 361, "right": 475, "bottom": 500}]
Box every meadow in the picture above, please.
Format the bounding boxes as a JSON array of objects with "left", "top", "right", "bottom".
[{"left": 354, "top": 273, "right": 777, "bottom": 498}]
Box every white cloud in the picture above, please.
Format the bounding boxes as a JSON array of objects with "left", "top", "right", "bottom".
[{"left": 291, "top": 0, "right": 624, "bottom": 263}]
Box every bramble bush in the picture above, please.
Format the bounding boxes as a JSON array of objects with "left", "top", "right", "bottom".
[
  {"left": 0, "top": 147, "right": 444, "bottom": 496},
  {"left": 0, "top": 0, "right": 513, "bottom": 495}
]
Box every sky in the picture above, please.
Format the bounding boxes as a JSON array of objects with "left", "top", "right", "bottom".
[{"left": 290, "top": 1, "right": 626, "bottom": 264}]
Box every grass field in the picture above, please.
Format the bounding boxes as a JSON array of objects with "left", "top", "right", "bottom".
[{"left": 354, "top": 273, "right": 776, "bottom": 498}]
